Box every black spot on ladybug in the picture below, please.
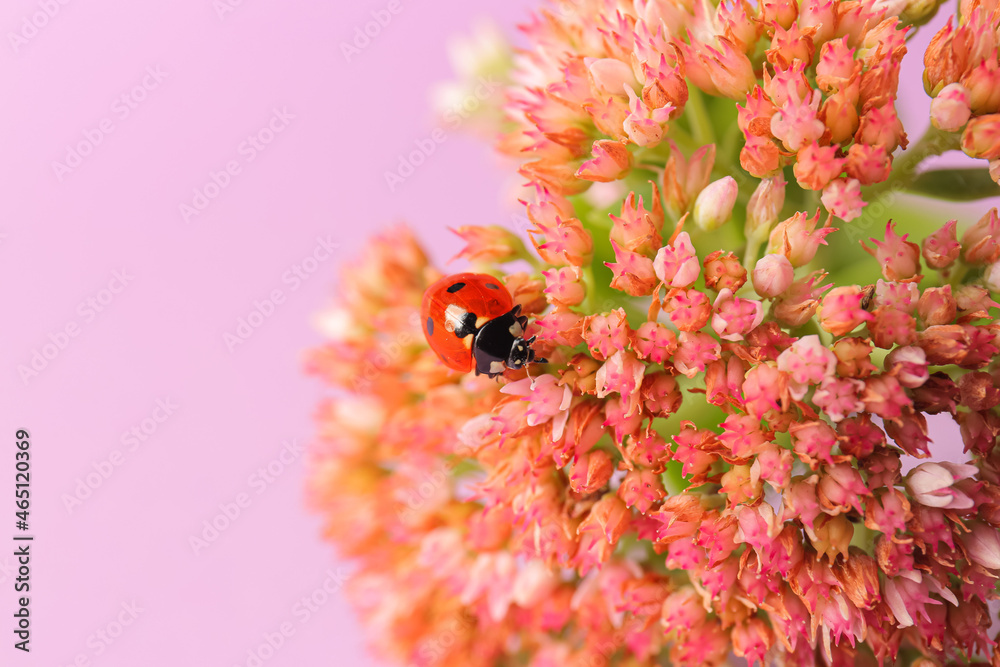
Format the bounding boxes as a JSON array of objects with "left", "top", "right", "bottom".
[
  {"left": 426, "top": 317, "right": 434, "bottom": 336},
  {"left": 446, "top": 282, "right": 466, "bottom": 293},
  {"left": 485, "top": 283, "right": 500, "bottom": 290}
]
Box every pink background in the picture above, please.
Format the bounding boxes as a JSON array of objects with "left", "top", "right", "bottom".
[
  {"left": 0, "top": 1, "right": 986, "bottom": 666},
  {"left": 0, "top": 0, "right": 535, "bottom": 665}
]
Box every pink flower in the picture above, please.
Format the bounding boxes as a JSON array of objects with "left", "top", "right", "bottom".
[
  {"left": 501, "top": 375, "right": 573, "bottom": 440},
  {"left": 868, "top": 307, "right": 917, "bottom": 349},
  {"left": 963, "top": 58, "right": 1000, "bottom": 115},
  {"left": 931, "top": 83, "right": 973, "bottom": 132},
  {"left": 632, "top": 322, "right": 676, "bottom": 364},
  {"left": 533, "top": 309, "right": 584, "bottom": 347},
  {"left": 790, "top": 420, "right": 838, "bottom": 467},
  {"left": 576, "top": 139, "right": 632, "bottom": 182},
  {"left": 962, "top": 114, "right": 1000, "bottom": 160},
  {"left": 884, "top": 346, "right": 929, "bottom": 388},
  {"left": 777, "top": 335, "right": 836, "bottom": 399},
  {"left": 961, "top": 207, "right": 1000, "bottom": 265},
  {"left": 884, "top": 574, "right": 942, "bottom": 628},
  {"left": 671, "top": 433, "right": 716, "bottom": 483},
  {"left": 653, "top": 231, "right": 700, "bottom": 287},
  {"left": 922, "top": 219, "right": 960, "bottom": 269},
  {"left": 530, "top": 215, "right": 594, "bottom": 267},
  {"left": 771, "top": 91, "right": 825, "bottom": 151},
  {"left": 887, "top": 412, "right": 933, "bottom": 463},
  {"left": 618, "top": 469, "right": 665, "bottom": 513},
  {"left": 745, "top": 176, "right": 786, "bottom": 244},
  {"left": 695, "top": 513, "right": 739, "bottom": 567},
  {"left": 606, "top": 241, "right": 658, "bottom": 296},
  {"left": 784, "top": 478, "right": 822, "bottom": 530},
  {"left": 817, "top": 463, "right": 871, "bottom": 514},
  {"left": 751, "top": 253, "right": 794, "bottom": 298},
  {"left": 450, "top": 225, "right": 526, "bottom": 263},
  {"left": 821, "top": 177, "right": 867, "bottom": 222},
  {"left": 719, "top": 414, "right": 769, "bottom": 458},
  {"left": 576, "top": 495, "right": 630, "bottom": 559},
  {"left": 874, "top": 279, "right": 920, "bottom": 313},
  {"left": 662, "top": 143, "right": 715, "bottom": 218},
  {"left": 773, "top": 271, "right": 830, "bottom": 327},
  {"left": 568, "top": 449, "right": 614, "bottom": 494},
  {"left": 845, "top": 143, "right": 891, "bottom": 185},
  {"left": 595, "top": 351, "right": 646, "bottom": 416},
  {"left": 711, "top": 288, "right": 764, "bottom": 341},
  {"left": 962, "top": 522, "right": 1000, "bottom": 570},
  {"left": 906, "top": 461, "right": 979, "bottom": 510},
  {"left": 863, "top": 375, "right": 912, "bottom": 421},
  {"left": 583, "top": 309, "right": 631, "bottom": 360},
  {"left": 665, "top": 289, "right": 712, "bottom": 331},
  {"left": 603, "top": 396, "right": 643, "bottom": 446},
  {"left": 609, "top": 191, "right": 663, "bottom": 256},
  {"left": 682, "top": 37, "right": 756, "bottom": 99},
  {"left": 862, "top": 221, "right": 922, "bottom": 281},
  {"left": 819, "top": 285, "right": 873, "bottom": 336},
  {"left": 623, "top": 432, "right": 668, "bottom": 474},
  {"left": 641, "top": 373, "right": 682, "bottom": 418},
  {"left": 542, "top": 267, "right": 585, "bottom": 307},
  {"left": 731, "top": 617, "right": 774, "bottom": 667},
  {"left": 623, "top": 86, "right": 673, "bottom": 147},
  {"left": 812, "top": 376, "right": 864, "bottom": 421},
  {"left": 692, "top": 176, "right": 738, "bottom": 231},
  {"left": 661, "top": 587, "right": 706, "bottom": 635},
  {"left": 751, "top": 445, "right": 793, "bottom": 488},
  {"left": 587, "top": 57, "right": 636, "bottom": 96},
  {"left": 815, "top": 37, "right": 856, "bottom": 90},
  {"left": 740, "top": 131, "right": 781, "bottom": 176},
  {"left": 857, "top": 103, "right": 907, "bottom": 153},
  {"left": 742, "top": 363, "right": 785, "bottom": 418},
  {"left": 917, "top": 286, "right": 957, "bottom": 326},
  {"left": 702, "top": 251, "right": 747, "bottom": 292},
  {"left": 672, "top": 332, "right": 721, "bottom": 378},
  {"left": 793, "top": 142, "right": 846, "bottom": 190},
  {"left": 767, "top": 210, "right": 836, "bottom": 267},
  {"left": 704, "top": 356, "right": 747, "bottom": 408}
]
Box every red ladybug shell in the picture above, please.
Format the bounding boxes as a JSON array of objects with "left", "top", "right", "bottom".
[{"left": 421, "top": 272, "right": 514, "bottom": 372}]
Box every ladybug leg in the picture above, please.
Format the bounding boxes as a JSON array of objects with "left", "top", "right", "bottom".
[
  {"left": 524, "top": 335, "right": 547, "bottom": 365},
  {"left": 511, "top": 304, "right": 528, "bottom": 328}
]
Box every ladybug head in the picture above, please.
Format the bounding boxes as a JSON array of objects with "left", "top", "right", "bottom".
[
  {"left": 507, "top": 335, "right": 539, "bottom": 370},
  {"left": 472, "top": 306, "right": 545, "bottom": 378}
]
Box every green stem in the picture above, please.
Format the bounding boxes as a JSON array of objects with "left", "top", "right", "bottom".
[
  {"left": 866, "top": 125, "right": 960, "bottom": 197},
  {"left": 742, "top": 236, "right": 763, "bottom": 273},
  {"left": 948, "top": 262, "right": 971, "bottom": 288},
  {"left": 684, "top": 85, "right": 715, "bottom": 148},
  {"left": 582, "top": 264, "right": 597, "bottom": 313},
  {"left": 663, "top": 124, "right": 698, "bottom": 154}
]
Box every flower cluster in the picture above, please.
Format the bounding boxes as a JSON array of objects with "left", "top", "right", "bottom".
[
  {"left": 308, "top": 0, "right": 1000, "bottom": 666},
  {"left": 925, "top": 0, "right": 1000, "bottom": 175},
  {"left": 502, "top": 0, "right": 921, "bottom": 223}
]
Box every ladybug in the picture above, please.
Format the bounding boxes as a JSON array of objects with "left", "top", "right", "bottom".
[{"left": 421, "top": 272, "right": 545, "bottom": 378}]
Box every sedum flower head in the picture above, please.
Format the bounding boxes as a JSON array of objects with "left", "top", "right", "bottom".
[{"left": 308, "top": 1, "right": 1000, "bottom": 666}]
